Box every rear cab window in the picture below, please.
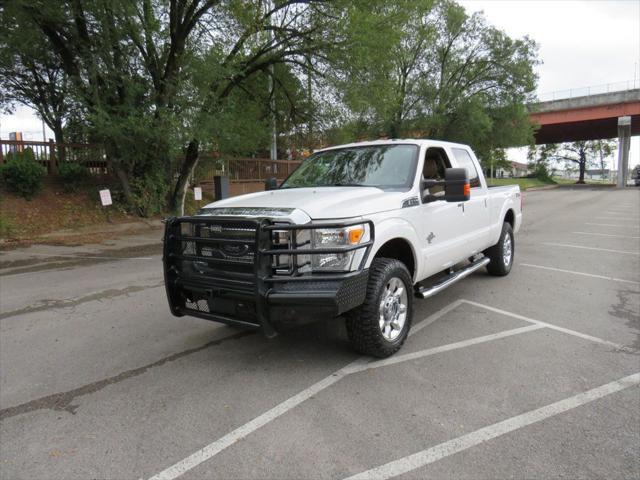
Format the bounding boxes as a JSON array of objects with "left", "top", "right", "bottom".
[{"left": 451, "top": 148, "right": 481, "bottom": 188}]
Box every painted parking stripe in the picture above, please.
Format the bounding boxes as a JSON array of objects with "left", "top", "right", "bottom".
[
  {"left": 592, "top": 216, "right": 640, "bottom": 221},
  {"left": 585, "top": 223, "right": 640, "bottom": 229},
  {"left": 572, "top": 231, "right": 640, "bottom": 240},
  {"left": 520, "top": 263, "right": 640, "bottom": 285},
  {"left": 462, "top": 300, "right": 630, "bottom": 351},
  {"left": 147, "top": 300, "right": 634, "bottom": 480},
  {"left": 147, "top": 300, "right": 463, "bottom": 480},
  {"left": 347, "top": 325, "right": 544, "bottom": 374},
  {"left": 542, "top": 242, "right": 639, "bottom": 256},
  {"left": 344, "top": 373, "right": 640, "bottom": 480}
]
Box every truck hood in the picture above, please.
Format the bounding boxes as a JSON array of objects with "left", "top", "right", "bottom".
[{"left": 201, "top": 187, "right": 409, "bottom": 220}]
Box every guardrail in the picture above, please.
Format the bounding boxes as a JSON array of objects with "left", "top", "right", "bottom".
[{"left": 537, "top": 79, "right": 640, "bottom": 102}]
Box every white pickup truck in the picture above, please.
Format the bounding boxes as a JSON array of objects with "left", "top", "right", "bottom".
[{"left": 163, "top": 139, "right": 522, "bottom": 357}]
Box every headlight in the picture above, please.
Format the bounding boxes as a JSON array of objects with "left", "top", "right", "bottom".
[
  {"left": 309, "top": 224, "right": 367, "bottom": 272},
  {"left": 271, "top": 223, "right": 369, "bottom": 274}
]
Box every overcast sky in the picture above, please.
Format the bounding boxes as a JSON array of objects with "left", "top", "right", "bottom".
[{"left": 2, "top": 0, "right": 639, "bottom": 167}]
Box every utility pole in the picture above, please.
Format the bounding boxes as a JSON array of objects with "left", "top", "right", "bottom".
[{"left": 267, "top": 0, "right": 277, "bottom": 161}]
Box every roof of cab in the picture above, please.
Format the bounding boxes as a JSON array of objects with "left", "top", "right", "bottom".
[{"left": 314, "top": 138, "right": 470, "bottom": 153}]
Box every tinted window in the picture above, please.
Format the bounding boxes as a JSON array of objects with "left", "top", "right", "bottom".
[{"left": 452, "top": 148, "right": 481, "bottom": 188}]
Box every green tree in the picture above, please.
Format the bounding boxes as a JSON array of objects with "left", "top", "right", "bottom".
[
  {"left": 0, "top": 7, "right": 75, "bottom": 159},
  {"left": 8, "top": 0, "right": 339, "bottom": 215},
  {"left": 332, "top": 0, "right": 539, "bottom": 159},
  {"left": 552, "top": 140, "right": 615, "bottom": 184}
]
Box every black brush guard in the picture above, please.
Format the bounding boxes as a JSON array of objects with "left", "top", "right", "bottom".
[{"left": 163, "top": 216, "right": 374, "bottom": 336}]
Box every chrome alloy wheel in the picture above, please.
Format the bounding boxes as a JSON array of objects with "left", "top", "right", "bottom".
[
  {"left": 378, "top": 277, "right": 408, "bottom": 341},
  {"left": 503, "top": 233, "right": 512, "bottom": 267}
]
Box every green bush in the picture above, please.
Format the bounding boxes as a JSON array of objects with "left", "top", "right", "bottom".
[
  {"left": 0, "top": 213, "right": 16, "bottom": 239},
  {"left": 58, "top": 162, "right": 88, "bottom": 192},
  {"left": 0, "top": 148, "right": 45, "bottom": 199},
  {"left": 130, "top": 170, "right": 169, "bottom": 217}
]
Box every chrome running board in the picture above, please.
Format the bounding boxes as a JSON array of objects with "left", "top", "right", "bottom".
[{"left": 416, "top": 256, "right": 490, "bottom": 299}]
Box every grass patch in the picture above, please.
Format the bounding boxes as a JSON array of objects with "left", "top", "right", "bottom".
[{"left": 486, "top": 177, "right": 557, "bottom": 190}]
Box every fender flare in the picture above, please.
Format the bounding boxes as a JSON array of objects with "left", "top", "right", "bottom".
[{"left": 366, "top": 217, "right": 420, "bottom": 280}]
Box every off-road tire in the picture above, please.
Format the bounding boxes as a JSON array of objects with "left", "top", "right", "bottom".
[
  {"left": 484, "top": 222, "right": 514, "bottom": 276},
  {"left": 345, "top": 258, "right": 413, "bottom": 358}
]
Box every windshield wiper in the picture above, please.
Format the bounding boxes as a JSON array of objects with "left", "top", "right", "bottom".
[{"left": 327, "top": 182, "right": 368, "bottom": 187}]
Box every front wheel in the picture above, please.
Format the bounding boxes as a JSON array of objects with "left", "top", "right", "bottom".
[
  {"left": 346, "top": 258, "right": 413, "bottom": 358},
  {"left": 484, "top": 222, "right": 514, "bottom": 276}
]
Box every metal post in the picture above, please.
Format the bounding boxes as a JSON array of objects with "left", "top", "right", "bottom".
[
  {"left": 267, "top": 0, "right": 277, "bottom": 161},
  {"left": 616, "top": 116, "right": 631, "bottom": 188}
]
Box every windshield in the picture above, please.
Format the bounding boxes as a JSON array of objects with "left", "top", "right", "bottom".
[{"left": 281, "top": 144, "right": 418, "bottom": 190}]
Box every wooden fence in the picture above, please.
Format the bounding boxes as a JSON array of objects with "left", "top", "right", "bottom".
[
  {"left": 0, "top": 139, "right": 108, "bottom": 174},
  {"left": 0, "top": 139, "right": 302, "bottom": 186}
]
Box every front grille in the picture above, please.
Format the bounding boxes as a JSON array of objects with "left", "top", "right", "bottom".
[{"left": 181, "top": 222, "right": 257, "bottom": 265}]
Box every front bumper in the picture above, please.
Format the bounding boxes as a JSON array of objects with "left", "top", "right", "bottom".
[{"left": 162, "top": 216, "right": 372, "bottom": 336}]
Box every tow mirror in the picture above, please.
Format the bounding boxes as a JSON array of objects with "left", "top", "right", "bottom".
[
  {"left": 421, "top": 168, "right": 470, "bottom": 203},
  {"left": 443, "top": 168, "right": 470, "bottom": 202},
  {"left": 265, "top": 177, "right": 278, "bottom": 191}
]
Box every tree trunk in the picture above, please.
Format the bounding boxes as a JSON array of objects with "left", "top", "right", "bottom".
[
  {"left": 104, "top": 142, "right": 136, "bottom": 211},
  {"left": 53, "top": 123, "right": 65, "bottom": 163},
  {"left": 170, "top": 139, "right": 200, "bottom": 215},
  {"left": 577, "top": 160, "right": 586, "bottom": 184}
]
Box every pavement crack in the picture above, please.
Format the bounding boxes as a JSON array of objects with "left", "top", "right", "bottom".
[
  {"left": 0, "top": 329, "right": 255, "bottom": 421},
  {"left": 0, "top": 281, "right": 165, "bottom": 320}
]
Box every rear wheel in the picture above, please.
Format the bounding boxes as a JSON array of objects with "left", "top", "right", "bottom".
[
  {"left": 484, "top": 222, "right": 514, "bottom": 276},
  {"left": 346, "top": 258, "right": 413, "bottom": 358}
]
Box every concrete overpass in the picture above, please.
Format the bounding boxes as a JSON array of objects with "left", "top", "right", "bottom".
[{"left": 529, "top": 88, "right": 639, "bottom": 187}]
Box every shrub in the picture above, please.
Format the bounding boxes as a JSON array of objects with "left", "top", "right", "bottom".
[
  {"left": 0, "top": 213, "right": 16, "bottom": 239},
  {"left": 0, "top": 148, "right": 45, "bottom": 199},
  {"left": 58, "top": 162, "right": 89, "bottom": 192},
  {"left": 130, "top": 170, "right": 169, "bottom": 217}
]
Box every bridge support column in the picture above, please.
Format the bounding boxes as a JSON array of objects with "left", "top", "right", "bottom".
[{"left": 616, "top": 116, "right": 631, "bottom": 188}]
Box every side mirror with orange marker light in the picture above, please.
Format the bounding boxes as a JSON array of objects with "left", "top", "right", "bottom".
[
  {"left": 421, "top": 167, "right": 470, "bottom": 203},
  {"left": 443, "top": 168, "right": 470, "bottom": 202}
]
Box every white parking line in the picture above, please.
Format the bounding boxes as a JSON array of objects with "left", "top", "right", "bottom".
[
  {"left": 347, "top": 325, "right": 544, "bottom": 374},
  {"left": 542, "top": 242, "right": 639, "bottom": 256},
  {"left": 147, "top": 300, "right": 633, "bottom": 480},
  {"left": 462, "top": 300, "right": 630, "bottom": 351},
  {"left": 344, "top": 373, "right": 640, "bottom": 480},
  {"left": 148, "top": 300, "right": 463, "bottom": 480},
  {"left": 585, "top": 223, "right": 640, "bottom": 229},
  {"left": 572, "top": 231, "right": 640, "bottom": 240},
  {"left": 520, "top": 263, "right": 640, "bottom": 285},
  {"left": 148, "top": 358, "right": 362, "bottom": 480}
]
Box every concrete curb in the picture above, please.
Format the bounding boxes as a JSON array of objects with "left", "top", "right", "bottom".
[{"left": 524, "top": 184, "right": 560, "bottom": 192}]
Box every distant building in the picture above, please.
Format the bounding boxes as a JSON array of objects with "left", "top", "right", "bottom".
[
  {"left": 495, "top": 161, "right": 529, "bottom": 178},
  {"left": 585, "top": 169, "right": 610, "bottom": 181}
]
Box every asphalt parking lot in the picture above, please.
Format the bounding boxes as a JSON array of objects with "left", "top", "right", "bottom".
[{"left": 1, "top": 186, "right": 639, "bottom": 480}]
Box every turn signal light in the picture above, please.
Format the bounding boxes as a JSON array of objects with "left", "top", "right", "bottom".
[
  {"left": 463, "top": 183, "right": 471, "bottom": 196},
  {"left": 348, "top": 226, "right": 365, "bottom": 245}
]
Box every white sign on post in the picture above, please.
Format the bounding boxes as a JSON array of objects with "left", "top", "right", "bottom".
[
  {"left": 99, "top": 189, "right": 113, "bottom": 206},
  {"left": 194, "top": 187, "right": 202, "bottom": 201}
]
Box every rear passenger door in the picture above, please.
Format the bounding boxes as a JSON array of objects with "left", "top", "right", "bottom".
[{"left": 449, "top": 147, "right": 491, "bottom": 257}]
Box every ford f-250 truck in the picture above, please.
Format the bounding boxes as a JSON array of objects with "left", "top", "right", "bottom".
[{"left": 163, "top": 139, "right": 522, "bottom": 357}]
